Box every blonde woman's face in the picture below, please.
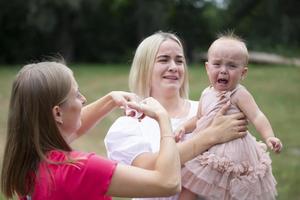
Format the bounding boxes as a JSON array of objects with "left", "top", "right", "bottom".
[{"left": 150, "top": 39, "right": 185, "bottom": 97}]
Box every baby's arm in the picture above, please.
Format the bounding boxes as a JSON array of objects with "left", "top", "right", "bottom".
[
  {"left": 174, "top": 116, "right": 198, "bottom": 142},
  {"left": 235, "top": 88, "right": 282, "bottom": 153},
  {"left": 174, "top": 100, "right": 202, "bottom": 142}
]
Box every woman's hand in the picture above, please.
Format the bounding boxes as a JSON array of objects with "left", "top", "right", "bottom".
[
  {"left": 76, "top": 91, "right": 139, "bottom": 139},
  {"left": 126, "top": 97, "right": 168, "bottom": 121},
  {"left": 209, "top": 101, "right": 248, "bottom": 144},
  {"left": 109, "top": 91, "right": 139, "bottom": 108}
]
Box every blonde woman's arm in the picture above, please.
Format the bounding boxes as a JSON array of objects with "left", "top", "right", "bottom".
[
  {"left": 107, "top": 97, "right": 181, "bottom": 197},
  {"left": 132, "top": 101, "right": 247, "bottom": 169}
]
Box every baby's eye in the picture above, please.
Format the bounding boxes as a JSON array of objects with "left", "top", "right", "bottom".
[
  {"left": 212, "top": 63, "right": 220, "bottom": 67},
  {"left": 176, "top": 59, "right": 184, "bottom": 64}
]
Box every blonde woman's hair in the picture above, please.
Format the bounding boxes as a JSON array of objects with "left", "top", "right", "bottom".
[
  {"left": 1, "top": 61, "right": 74, "bottom": 198},
  {"left": 129, "top": 31, "right": 189, "bottom": 98}
]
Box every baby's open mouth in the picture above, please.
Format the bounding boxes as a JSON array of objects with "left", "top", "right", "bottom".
[{"left": 217, "top": 78, "right": 228, "bottom": 84}]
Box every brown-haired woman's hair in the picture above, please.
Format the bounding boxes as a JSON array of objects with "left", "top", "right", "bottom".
[{"left": 1, "top": 62, "right": 73, "bottom": 198}]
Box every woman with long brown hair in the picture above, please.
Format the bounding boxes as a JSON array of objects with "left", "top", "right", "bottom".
[{"left": 1, "top": 61, "right": 181, "bottom": 199}]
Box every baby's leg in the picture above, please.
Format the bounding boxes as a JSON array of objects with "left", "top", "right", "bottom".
[{"left": 178, "top": 187, "right": 197, "bottom": 200}]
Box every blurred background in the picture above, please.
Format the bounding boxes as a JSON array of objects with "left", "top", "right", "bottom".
[
  {"left": 0, "top": 0, "right": 300, "bottom": 199},
  {"left": 0, "top": 0, "right": 300, "bottom": 64}
]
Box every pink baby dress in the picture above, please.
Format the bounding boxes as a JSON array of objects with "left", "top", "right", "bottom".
[{"left": 181, "top": 84, "right": 277, "bottom": 200}]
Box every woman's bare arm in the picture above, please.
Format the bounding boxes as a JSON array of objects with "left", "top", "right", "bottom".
[
  {"left": 107, "top": 98, "right": 181, "bottom": 197},
  {"left": 132, "top": 101, "right": 247, "bottom": 169},
  {"left": 72, "top": 91, "right": 136, "bottom": 141}
]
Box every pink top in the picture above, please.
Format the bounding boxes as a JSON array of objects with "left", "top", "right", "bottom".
[{"left": 21, "top": 150, "right": 117, "bottom": 200}]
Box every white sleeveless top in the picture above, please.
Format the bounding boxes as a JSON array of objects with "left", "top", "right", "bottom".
[{"left": 104, "top": 100, "right": 198, "bottom": 200}]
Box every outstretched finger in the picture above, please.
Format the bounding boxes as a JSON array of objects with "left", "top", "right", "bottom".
[
  {"left": 125, "top": 94, "right": 139, "bottom": 104},
  {"left": 237, "top": 125, "right": 248, "bottom": 132},
  {"left": 235, "top": 118, "right": 248, "bottom": 126},
  {"left": 216, "top": 101, "right": 231, "bottom": 117},
  {"left": 240, "top": 131, "right": 247, "bottom": 137},
  {"left": 126, "top": 101, "right": 142, "bottom": 112},
  {"left": 230, "top": 112, "right": 246, "bottom": 120}
]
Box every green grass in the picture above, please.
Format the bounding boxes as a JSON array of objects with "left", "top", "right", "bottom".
[{"left": 0, "top": 64, "right": 299, "bottom": 200}]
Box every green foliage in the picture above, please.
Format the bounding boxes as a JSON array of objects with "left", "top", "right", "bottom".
[
  {"left": 223, "top": 0, "right": 300, "bottom": 53},
  {"left": 0, "top": 0, "right": 300, "bottom": 64}
]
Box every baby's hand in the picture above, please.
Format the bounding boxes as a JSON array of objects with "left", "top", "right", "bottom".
[
  {"left": 266, "top": 136, "right": 283, "bottom": 153},
  {"left": 174, "top": 127, "right": 185, "bottom": 143}
]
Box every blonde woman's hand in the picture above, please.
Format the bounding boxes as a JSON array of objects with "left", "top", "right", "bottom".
[
  {"left": 126, "top": 97, "right": 168, "bottom": 121},
  {"left": 210, "top": 101, "right": 248, "bottom": 144}
]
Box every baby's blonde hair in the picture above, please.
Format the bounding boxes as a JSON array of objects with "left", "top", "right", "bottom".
[{"left": 208, "top": 31, "right": 249, "bottom": 65}]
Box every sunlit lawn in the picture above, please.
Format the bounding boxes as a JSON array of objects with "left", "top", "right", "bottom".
[{"left": 0, "top": 64, "right": 299, "bottom": 200}]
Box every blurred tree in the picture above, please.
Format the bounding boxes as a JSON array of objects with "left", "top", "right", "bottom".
[
  {"left": 74, "top": 0, "right": 137, "bottom": 62},
  {"left": 135, "top": 0, "right": 170, "bottom": 40},
  {"left": 0, "top": 0, "right": 82, "bottom": 63},
  {"left": 27, "top": 0, "right": 82, "bottom": 61},
  {"left": 168, "top": 0, "right": 222, "bottom": 62},
  {"left": 0, "top": 0, "right": 33, "bottom": 63},
  {"left": 75, "top": 0, "right": 170, "bottom": 63},
  {"left": 222, "top": 0, "right": 300, "bottom": 56},
  {"left": 0, "top": 0, "right": 299, "bottom": 64}
]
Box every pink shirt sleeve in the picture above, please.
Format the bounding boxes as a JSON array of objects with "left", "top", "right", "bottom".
[{"left": 62, "top": 152, "right": 117, "bottom": 200}]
